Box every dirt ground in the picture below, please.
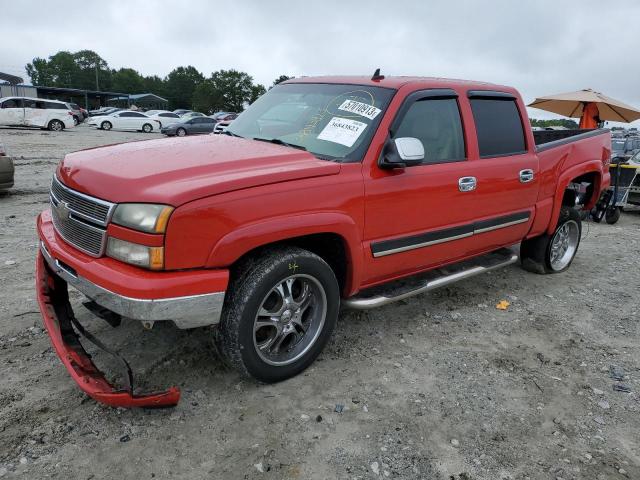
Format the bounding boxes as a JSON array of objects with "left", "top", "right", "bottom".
[{"left": 0, "top": 125, "right": 638, "bottom": 480}]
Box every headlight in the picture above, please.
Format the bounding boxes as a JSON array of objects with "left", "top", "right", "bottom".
[
  {"left": 106, "top": 237, "right": 164, "bottom": 270},
  {"left": 112, "top": 203, "right": 173, "bottom": 233}
]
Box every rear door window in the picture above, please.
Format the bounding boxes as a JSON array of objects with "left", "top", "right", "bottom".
[
  {"left": 470, "top": 97, "right": 526, "bottom": 157},
  {"left": 2, "top": 99, "right": 23, "bottom": 108}
]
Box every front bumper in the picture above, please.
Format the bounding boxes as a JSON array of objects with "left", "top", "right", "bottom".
[
  {"left": 36, "top": 251, "right": 181, "bottom": 407},
  {"left": 37, "top": 211, "right": 228, "bottom": 329}
]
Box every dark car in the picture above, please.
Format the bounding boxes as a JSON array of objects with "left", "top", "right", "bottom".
[
  {"left": 67, "top": 103, "right": 85, "bottom": 125},
  {"left": 161, "top": 116, "right": 217, "bottom": 136},
  {"left": 612, "top": 137, "right": 640, "bottom": 159},
  {"left": 0, "top": 143, "right": 15, "bottom": 191}
]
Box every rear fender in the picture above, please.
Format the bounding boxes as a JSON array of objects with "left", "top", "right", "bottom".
[
  {"left": 547, "top": 160, "right": 604, "bottom": 234},
  {"left": 206, "top": 212, "right": 363, "bottom": 296}
]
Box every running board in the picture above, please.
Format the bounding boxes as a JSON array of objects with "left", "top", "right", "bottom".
[{"left": 343, "top": 247, "right": 519, "bottom": 310}]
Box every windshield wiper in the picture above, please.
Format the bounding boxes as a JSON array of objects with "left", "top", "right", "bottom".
[{"left": 252, "top": 137, "right": 307, "bottom": 151}]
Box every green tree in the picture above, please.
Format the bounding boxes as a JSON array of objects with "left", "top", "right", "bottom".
[
  {"left": 111, "top": 68, "right": 145, "bottom": 93},
  {"left": 249, "top": 84, "right": 266, "bottom": 104},
  {"left": 530, "top": 118, "right": 579, "bottom": 129},
  {"left": 209, "top": 69, "right": 255, "bottom": 112},
  {"left": 72, "top": 50, "right": 111, "bottom": 90},
  {"left": 165, "top": 66, "right": 205, "bottom": 110},
  {"left": 26, "top": 51, "right": 77, "bottom": 87},
  {"left": 272, "top": 75, "right": 292, "bottom": 87},
  {"left": 191, "top": 79, "right": 222, "bottom": 114},
  {"left": 25, "top": 57, "right": 53, "bottom": 86},
  {"left": 143, "top": 75, "right": 166, "bottom": 97}
]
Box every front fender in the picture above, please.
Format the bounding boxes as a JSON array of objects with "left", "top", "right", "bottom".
[
  {"left": 206, "top": 212, "right": 364, "bottom": 296},
  {"left": 547, "top": 160, "right": 605, "bottom": 234}
]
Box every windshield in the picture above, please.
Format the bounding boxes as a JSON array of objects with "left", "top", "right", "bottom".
[{"left": 228, "top": 83, "right": 395, "bottom": 160}]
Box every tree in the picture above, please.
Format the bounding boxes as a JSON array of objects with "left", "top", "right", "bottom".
[
  {"left": 72, "top": 50, "right": 111, "bottom": 90},
  {"left": 530, "top": 118, "right": 579, "bottom": 129},
  {"left": 25, "top": 57, "right": 53, "bottom": 86},
  {"left": 272, "top": 75, "right": 292, "bottom": 87},
  {"left": 209, "top": 69, "right": 256, "bottom": 112},
  {"left": 143, "top": 75, "right": 166, "bottom": 97},
  {"left": 191, "top": 79, "right": 222, "bottom": 114},
  {"left": 164, "top": 66, "right": 204, "bottom": 110},
  {"left": 26, "top": 51, "right": 77, "bottom": 87},
  {"left": 111, "top": 68, "right": 145, "bottom": 93},
  {"left": 249, "top": 84, "right": 266, "bottom": 104}
]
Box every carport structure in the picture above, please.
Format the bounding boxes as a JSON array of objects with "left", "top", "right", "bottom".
[
  {"left": 107, "top": 93, "right": 168, "bottom": 110},
  {"left": 34, "top": 86, "right": 129, "bottom": 110}
]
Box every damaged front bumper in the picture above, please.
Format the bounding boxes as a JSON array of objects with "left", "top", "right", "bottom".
[{"left": 36, "top": 251, "right": 181, "bottom": 407}]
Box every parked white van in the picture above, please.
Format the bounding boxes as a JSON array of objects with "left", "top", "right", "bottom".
[{"left": 0, "top": 97, "right": 75, "bottom": 131}]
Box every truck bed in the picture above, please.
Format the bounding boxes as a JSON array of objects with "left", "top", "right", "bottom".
[{"left": 534, "top": 128, "right": 606, "bottom": 151}]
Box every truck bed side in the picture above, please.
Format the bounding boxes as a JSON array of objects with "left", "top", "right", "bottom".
[{"left": 533, "top": 129, "right": 611, "bottom": 235}]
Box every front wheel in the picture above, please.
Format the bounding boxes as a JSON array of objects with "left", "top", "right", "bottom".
[
  {"left": 101, "top": 121, "right": 112, "bottom": 131},
  {"left": 216, "top": 247, "right": 339, "bottom": 382},
  {"left": 142, "top": 123, "right": 153, "bottom": 133},
  {"left": 176, "top": 127, "right": 186, "bottom": 137},
  {"left": 520, "top": 206, "right": 582, "bottom": 274}
]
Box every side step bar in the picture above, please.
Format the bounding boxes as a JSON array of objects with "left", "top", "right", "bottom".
[{"left": 343, "top": 247, "right": 519, "bottom": 310}]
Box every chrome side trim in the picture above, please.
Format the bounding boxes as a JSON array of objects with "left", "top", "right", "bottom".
[
  {"left": 372, "top": 232, "right": 473, "bottom": 258},
  {"left": 40, "top": 242, "right": 225, "bottom": 329},
  {"left": 473, "top": 217, "right": 529, "bottom": 234}
]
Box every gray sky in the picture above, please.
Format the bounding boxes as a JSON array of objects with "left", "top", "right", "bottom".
[{"left": 2, "top": 0, "right": 639, "bottom": 125}]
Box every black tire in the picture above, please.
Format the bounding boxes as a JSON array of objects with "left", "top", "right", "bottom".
[
  {"left": 142, "top": 123, "right": 153, "bottom": 133},
  {"left": 48, "top": 119, "right": 64, "bottom": 132},
  {"left": 216, "top": 246, "right": 340, "bottom": 383},
  {"left": 73, "top": 116, "right": 79, "bottom": 126},
  {"left": 605, "top": 206, "right": 621, "bottom": 224},
  {"left": 101, "top": 121, "right": 112, "bottom": 131},
  {"left": 520, "top": 206, "right": 582, "bottom": 274},
  {"left": 176, "top": 128, "right": 186, "bottom": 137},
  {"left": 579, "top": 209, "right": 589, "bottom": 221}
]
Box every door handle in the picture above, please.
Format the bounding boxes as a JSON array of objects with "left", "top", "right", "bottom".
[
  {"left": 458, "top": 176, "right": 477, "bottom": 192},
  {"left": 519, "top": 169, "right": 534, "bottom": 183}
]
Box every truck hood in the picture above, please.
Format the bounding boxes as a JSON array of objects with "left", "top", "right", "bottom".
[{"left": 56, "top": 135, "right": 341, "bottom": 205}]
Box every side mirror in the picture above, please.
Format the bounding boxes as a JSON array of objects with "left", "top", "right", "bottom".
[{"left": 379, "top": 137, "right": 425, "bottom": 169}]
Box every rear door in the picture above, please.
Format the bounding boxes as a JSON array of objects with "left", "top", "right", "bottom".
[
  {"left": 463, "top": 91, "right": 539, "bottom": 256},
  {"left": 24, "top": 99, "right": 50, "bottom": 127},
  {"left": 0, "top": 98, "right": 25, "bottom": 126}
]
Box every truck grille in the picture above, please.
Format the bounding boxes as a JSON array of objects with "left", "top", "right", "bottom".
[{"left": 49, "top": 177, "right": 116, "bottom": 257}]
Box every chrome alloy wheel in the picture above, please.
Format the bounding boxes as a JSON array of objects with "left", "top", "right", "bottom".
[
  {"left": 253, "top": 274, "right": 327, "bottom": 366},
  {"left": 549, "top": 220, "right": 580, "bottom": 271}
]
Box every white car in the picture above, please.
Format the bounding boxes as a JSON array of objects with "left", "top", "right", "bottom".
[
  {"left": 0, "top": 96, "right": 75, "bottom": 131},
  {"left": 146, "top": 111, "right": 182, "bottom": 128},
  {"left": 180, "top": 112, "right": 206, "bottom": 120},
  {"left": 88, "top": 111, "right": 160, "bottom": 133}
]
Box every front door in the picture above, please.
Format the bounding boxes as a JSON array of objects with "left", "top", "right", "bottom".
[{"left": 363, "top": 90, "right": 484, "bottom": 286}]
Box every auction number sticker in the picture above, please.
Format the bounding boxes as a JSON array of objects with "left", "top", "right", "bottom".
[
  {"left": 317, "top": 117, "right": 367, "bottom": 147},
  {"left": 338, "top": 99, "right": 381, "bottom": 120}
]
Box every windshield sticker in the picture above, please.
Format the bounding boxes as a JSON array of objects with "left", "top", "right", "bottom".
[
  {"left": 338, "top": 100, "right": 381, "bottom": 120},
  {"left": 317, "top": 117, "right": 367, "bottom": 147}
]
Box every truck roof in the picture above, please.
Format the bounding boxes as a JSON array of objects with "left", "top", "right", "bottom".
[{"left": 285, "top": 75, "right": 515, "bottom": 93}]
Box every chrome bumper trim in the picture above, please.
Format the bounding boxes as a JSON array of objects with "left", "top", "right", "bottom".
[{"left": 40, "top": 242, "right": 225, "bottom": 329}]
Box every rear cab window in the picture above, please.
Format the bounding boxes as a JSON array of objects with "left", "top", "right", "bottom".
[{"left": 468, "top": 91, "right": 527, "bottom": 158}]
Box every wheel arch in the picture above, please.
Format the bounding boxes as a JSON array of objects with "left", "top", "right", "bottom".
[
  {"left": 547, "top": 162, "right": 604, "bottom": 234},
  {"left": 206, "top": 213, "right": 364, "bottom": 296}
]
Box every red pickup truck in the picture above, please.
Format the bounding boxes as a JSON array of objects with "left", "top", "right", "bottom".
[{"left": 36, "top": 75, "right": 611, "bottom": 407}]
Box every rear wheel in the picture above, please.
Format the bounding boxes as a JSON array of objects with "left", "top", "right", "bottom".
[
  {"left": 101, "top": 121, "right": 112, "bottom": 131},
  {"left": 142, "top": 123, "right": 153, "bottom": 133},
  {"left": 176, "top": 127, "right": 186, "bottom": 137},
  {"left": 521, "top": 206, "right": 582, "bottom": 274},
  {"left": 48, "top": 119, "right": 64, "bottom": 131},
  {"left": 216, "top": 246, "right": 339, "bottom": 382}
]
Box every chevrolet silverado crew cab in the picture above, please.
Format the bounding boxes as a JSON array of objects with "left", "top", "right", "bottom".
[{"left": 36, "top": 75, "right": 611, "bottom": 407}]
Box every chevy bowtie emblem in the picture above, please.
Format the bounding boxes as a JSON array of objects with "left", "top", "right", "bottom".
[{"left": 55, "top": 200, "right": 71, "bottom": 220}]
